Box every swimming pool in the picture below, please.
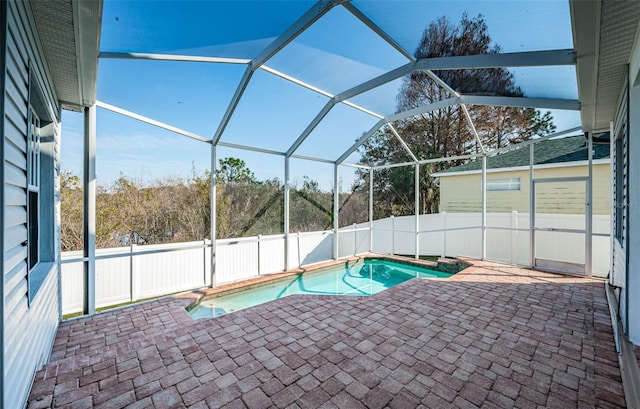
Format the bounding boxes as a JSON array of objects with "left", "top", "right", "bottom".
[{"left": 189, "top": 259, "right": 451, "bottom": 319}]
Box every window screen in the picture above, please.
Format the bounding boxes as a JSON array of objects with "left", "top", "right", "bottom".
[{"left": 486, "top": 178, "right": 520, "bottom": 192}]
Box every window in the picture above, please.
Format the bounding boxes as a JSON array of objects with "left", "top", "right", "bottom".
[
  {"left": 27, "top": 105, "right": 40, "bottom": 270},
  {"left": 26, "top": 71, "right": 56, "bottom": 305},
  {"left": 486, "top": 177, "right": 520, "bottom": 192}
]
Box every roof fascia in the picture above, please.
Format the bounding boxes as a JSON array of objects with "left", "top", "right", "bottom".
[
  {"left": 630, "top": 22, "right": 640, "bottom": 86},
  {"left": 73, "top": 0, "right": 102, "bottom": 107},
  {"left": 569, "top": 0, "right": 601, "bottom": 132},
  {"left": 433, "top": 158, "right": 610, "bottom": 177}
]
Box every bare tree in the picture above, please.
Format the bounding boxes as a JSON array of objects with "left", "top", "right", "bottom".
[{"left": 359, "top": 13, "right": 555, "bottom": 217}]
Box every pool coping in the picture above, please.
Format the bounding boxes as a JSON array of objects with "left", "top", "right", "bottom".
[{"left": 177, "top": 253, "right": 469, "bottom": 312}]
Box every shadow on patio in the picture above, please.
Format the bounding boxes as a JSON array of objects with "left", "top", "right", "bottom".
[{"left": 28, "top": 260, "right": 624, "bottom": 408}]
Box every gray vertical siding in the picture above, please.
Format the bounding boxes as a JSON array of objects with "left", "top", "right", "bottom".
[
  {"left": 3, "top": 1, "right": 60, "bottom": 408},
  {"left": 627, "top": 70, "right": 640, "bottom": 344},
  {"left": 0, "top": 1, "right": 6, "bottom": 407},
  {"left": 612, "top": 77, "right": 628, "bottom": 327}
]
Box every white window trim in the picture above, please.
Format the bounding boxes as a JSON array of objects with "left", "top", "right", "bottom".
[{"left": 27, "top": 105, "right": 40, "bottom": 271}]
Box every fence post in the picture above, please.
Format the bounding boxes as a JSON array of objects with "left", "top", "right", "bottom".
[
  {"left": 203, "top": 239, "right": 207, "bottom": 286},
  {"left": 415, "top": 163, "right": 420, "bottom": 260},
  {"left": 391, "top": 216, "right": 395, "bottom": 255},
  {"left": 481, "top": 156, "right": 487, "bottom": 260},
  {"left": 369, "top": 222, "right": 373, "bottom": 253},
  {"left": 511, "top": 211, "right": 517, "bottom": 265},
  {"left": 257, "top": 235, "right": 262, "bottom": 276},
  {"left": 297, "top": 232, "right": 301, "bottom": 268},
  {"left": 353, "top": 223, "right": 357, "bottom": 256},
  {"left": 369, "top": 169, "right": 374, "bottom": 253},
  {"left": 442, "top": 212, "right": 447, "bottom": 258},
  {"left": 130, "top": 243, "right": 135, "bottom": 302}
]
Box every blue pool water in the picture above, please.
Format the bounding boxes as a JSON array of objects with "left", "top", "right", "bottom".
[{"left": 189, "top": 259, "right": 451, "bottom": 319}]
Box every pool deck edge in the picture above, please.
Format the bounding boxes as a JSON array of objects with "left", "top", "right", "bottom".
[{"left": 176, "top": 252, "right": 462, "bottom": 310}]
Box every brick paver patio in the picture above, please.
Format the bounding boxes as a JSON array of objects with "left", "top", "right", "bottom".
[{"left": 28, "top": 259, "right": 625, "bottom": 408}]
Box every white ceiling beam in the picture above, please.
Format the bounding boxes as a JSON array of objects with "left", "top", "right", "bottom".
[
  {"left": 335, "top": 62, "right": 415, "bottom": 102},
  {"left": 385, "top": 97, "right": 459, "bottom": 123},
  {"left": 283, "top": 99, "right": 382, "bottom": 159},
  {"left": 213, "top": 0, "right": 346, "bottom": 145},
  {"left": 290, "top": 154, "right": 336, "bottom": 164},
  {"left": 373, "top": 161, "right": 415, "bottom": 170},
  {"left": 287, "top": 101, "right": 337, "bottom": 157},
  {"left": 212, "top": 66, "right": 254, "bottom": 144},
  {"left": 259, "top": 65, "right": 383, "bottom": 120},
  {"left": 387, "top": 124, "right": 419, "bottom": 162},
  {"left": 340, "top": 162, "right": 372, "bottom": 170},
  {"left": 374, "top": 153, "right": 483, "bottom": 170},
  {"left": 96, "top": 101, "right": 211, "bottom": 144},
  {"left": 217, "top": 141, "right": 285, "bottom": 157},
  {"left": 460, "top": 95, "right": 581, "bottom": 111},
  {"left": 424, "top": 70, "right": 459, "bottom": 97},
  {"left": 460, "top": 104, "right": 486, "bottom": 154},
  {"left": 281, "top": 48, "right": 575, "bottom": 159},
  {"left": 336, "top": 119, "right": 386, "bottom": 164},
  {"left": 260, "top": 65, "right": 334, "bottom": 98},
  {"left": 252, "top": 0, "right": 347, "bottom": 68},
  {"left": 342, "top": 101, "right": 384, "bottom": 118},
  {"left": 414, "top": 49, "right": 576, "bottom": 71},
  {"left": 99, "top": 52, "right": 251, "bottom": 64},
  {"left": 419, "top": 154, "right": 479, "bottom": 165},
  {"left": 342, "top": 2, "right": 415, "bottom": 62},
  {"left": 331, "top": 49, "right": 576, "bottom": 104}
]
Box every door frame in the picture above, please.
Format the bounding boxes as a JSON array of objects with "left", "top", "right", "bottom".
[{"left": 530, "top": 176, "right": 592, "bottom": 276}]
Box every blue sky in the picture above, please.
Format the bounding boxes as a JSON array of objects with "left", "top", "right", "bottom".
[{"left": 61, "top": 0, "right": 581, "bottom": 191}]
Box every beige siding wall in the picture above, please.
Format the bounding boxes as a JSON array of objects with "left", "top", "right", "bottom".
[
  {"left": 3, "top": 2, "right": 60, "bottom": 408},
  {"left": 439, "top": 163, "right": 611, "bottom": 215}
]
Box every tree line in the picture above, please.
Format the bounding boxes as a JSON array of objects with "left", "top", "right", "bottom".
[{"left": 61, "top": 158, "right": 368, "bottom": 251}]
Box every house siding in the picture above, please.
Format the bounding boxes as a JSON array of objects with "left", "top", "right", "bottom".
[
  {"left": 611, "top": 71, "right": 629, "bottom": 338},
  {"left": 626, "top": 40, "right": 640, "bottom": 344},
  {"left": 3, "top": 1, "right": 60, "bottom": 408},
  {"left": 0, "top": 1, "right": 6, "bottom": 407},
  {"left": 439, "top": 163, "right": 611, "bottom": 215}
]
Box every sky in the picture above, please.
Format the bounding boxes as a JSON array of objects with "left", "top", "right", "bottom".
[{"left": 60, "top": 0, "right": 581, "bottom": 191}]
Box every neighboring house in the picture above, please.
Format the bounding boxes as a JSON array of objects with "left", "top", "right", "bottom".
[
  {"left": 433, "top": 136, "right": 611, "bottom": 215},
  {"left": 1, "top": 1, "right": 100, "bottom": 407}
]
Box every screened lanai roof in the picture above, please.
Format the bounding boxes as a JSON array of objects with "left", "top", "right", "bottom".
[
  {"left": 39, "top": 0, "right": 640, "bottom": 171},
  {"left": 88, "top": 0, "right": 591, "bottom": 168}
]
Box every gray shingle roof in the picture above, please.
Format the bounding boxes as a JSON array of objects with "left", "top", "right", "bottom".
[{"left": 439, "top": 136, "right": 610, "bottom": 174}]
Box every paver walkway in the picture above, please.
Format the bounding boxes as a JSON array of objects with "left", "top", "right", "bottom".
[{"left": 28, "top": 259, "right": 625, "bottom": 408}]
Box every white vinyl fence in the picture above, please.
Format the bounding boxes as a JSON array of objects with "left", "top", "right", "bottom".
[
  {"left": 364, "top": 212, "right": 610, "bottom": 277},
  {"left": 61, "top": 213, "right": 610, "bottom": 315},
  {"left": 61, "top": 231, "right": 335, "bottom": 315},
  {"left": 62, "top": 240, "right": 212, "bottom": 314}
]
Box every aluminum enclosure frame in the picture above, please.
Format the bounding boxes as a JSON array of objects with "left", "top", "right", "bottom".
[{"left": 81, "top": 0, "right": 590, "bottom": 303}]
